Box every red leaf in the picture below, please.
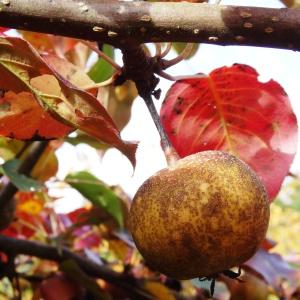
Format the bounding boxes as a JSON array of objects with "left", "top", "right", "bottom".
[
  {"left": 0, "top": 192, "right": 45, "bottom": 239},
  {"left": 67, "top": 207, "right": 90, "bottom": 225},
  {"left": 260, "top": 238, "right": 276, "bottom": 251},
  {"left": 73, "top": 229, "right": 101, "bottom": 250},
  {"left": 160, "top": 64, "right": 298, "bottom": 200},
  {"left": 39, "top": 275, "right": 82, "bottom": 300},
  {"left": 0, "top": 28, "right": 8, "bottom": 34},
  {"left": 0, "top": 91, "right": 73, "bottom": 139}
]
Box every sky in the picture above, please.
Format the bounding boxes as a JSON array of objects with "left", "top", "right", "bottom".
[{"left": 53, "top": 0, "right": 300, "bottom": 211}]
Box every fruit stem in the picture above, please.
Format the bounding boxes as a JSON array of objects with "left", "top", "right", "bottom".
[{"left": 143, "top": 95, "right": 179, "bottom": 166}]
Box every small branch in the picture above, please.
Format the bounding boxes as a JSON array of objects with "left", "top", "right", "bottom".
[
  {"left": 161, "top": 43, "right": 173, "bottom": 58},
  {"left": 119, "top": 44, "right": 160, "bottom": 98},
  {"left": 143, "top": 95, "right": 171, "bottom": 151},
  {"left": 154, "top": 43, "right": 162, "bottom": 57},
  {"left": 0, "top": 141, "right": 48, "bottom": 210},
  {"left": 0, "top": 235, "right": 153, "bottom": 300},
  {"left": 0, "top": 2, "right": 300, "bottom": 51},
  {"left": 162, "top": 43, "right": 195, "bottom": 68},
  {"left": 81, "top": 40, "right": 121, "bottom": 71},
  {"left": 143, "top": 95, "right": 179, "bottom": 165},
  {"left": 118, "top": 44, "right": 179, "bottom": 164},
  {"left": 82, "top": 74, "right": 117, "bottom": 90},
  {"left": 288, "top": 171, "right": 299, "bottom": 179}
]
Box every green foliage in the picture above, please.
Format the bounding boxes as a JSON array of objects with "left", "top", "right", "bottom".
[
  {"left": 66, "top": 171, "right": 124, "bottom": 227},
  {"left": 88, "top": 45, "right": 114, "bottom": 82},
  {"left": 172, "top": 43, "right": 199, "bottom": 60},
  {"left": 1, "top": 159, "right": 43, "bottom": 191}
]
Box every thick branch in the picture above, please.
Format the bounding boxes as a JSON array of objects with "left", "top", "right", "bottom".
[
  {"left": 0, "top": 235, "right": 153, "bottom": 300},
  {"left": 0, "top": 1, "right": 300, "bottom": 50}
]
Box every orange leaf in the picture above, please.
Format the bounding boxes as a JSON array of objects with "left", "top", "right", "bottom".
[
  {"left": 0, "top": 36, "right": 137, "bottom": 166},
  {"left": 20, "top": 31, "right": 78, "bottom": 55},
  {"left": 0, "top": 91, "right": 73, "bottom": 140},
  {"left": 31, "top": 146, "right": 58, "bottom": 181}
]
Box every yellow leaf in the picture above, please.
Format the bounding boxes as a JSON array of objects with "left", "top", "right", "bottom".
[
  {"left": 31, "top": 147, "right": 58, "bottom": 181},
  {"left": 143, "top": 282, "right": 175, "bottom": 300}
]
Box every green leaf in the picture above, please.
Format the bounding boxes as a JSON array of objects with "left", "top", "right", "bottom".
[
  {"left": 172, "top": 43, "right": 199, "bottom": 60},
  {"left": 2, "top": 159, "right": 43, "bottom": 191},
  {"left": 88, "top": 45, "right": 114, "bottom": 82},
  {"left": 66, "top": 171, "right": 123, "bottom": 227}
]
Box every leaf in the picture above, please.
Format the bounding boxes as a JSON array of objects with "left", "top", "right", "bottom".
[
  {"left": 88, "top": 44, "right": 114, "bottom": 83},
  {"left": 0, "top": 91, "right": 73, "bottom": 140},
  {"left": 244, "top": 248, "right": 300, "bottom": 292},
  {"left": 0, "top": 137, "right": 24, "bottom": 160},
  {"left": 0, "top": 36, "right": 137, "bottom": 166},
  {"left": 143, "top": 281, "right": 175, "bottom": 300},
  {"left": 60, "top": 260, "right": 112, "bottom": 300},
  {"left": 67, "top": 206, "right": 121, "bottom": 230},
  {"left": 73, "top": 228, "right": 101, "bottom": 251},
  {"left": 2, "top": 159, "right": 44, "bottom": 191},
  {"left": 280, "top": 0, "right": 300, "bottom": 8},
  {"left": 172, "top": 43, "right": 199, "bottom": 60},
  {"left": 160, "top": 64, "right": 298, "bottom": 200},
  {"left": 260, "top": 238, "right": 276, "bottom": 251},
  {"left": 224, "top": 270, "right": 269, "bottom": 300},
  {"left": 99, "top": 80, "right": 138, "bottom": 131},
  {"left": 267, "top": 203, "right": 300, "bottom": 256},
  {"left": 66, "top": 131, "right": 109, "bottom": 150},
  {"left": 66, "top": 171, "right": 124, "bottom": 227},
  {"left": 30, "top": 146, "right": 58, "bottom": 181},
  {"left": 276, "top": 176, "right": 300, "bottom": 212},
  {"left": 109, "top": 239, "right": 130, "bottom": 261},
  {"left": 20, "top": 31, "right": 79, "bottom": 56},
  {"left": 65, "top": 42, "right": 91, "bottom": 68},
  {"left": 39, "top": 274, "right": 84, "bottom": 300},
  {"left": 0, "top": 191, "right": 46, "bottom": 238},
  {"left": 43, "top": 54, "right": 94, "bottom": 89},
  {"left": 0, "top": 28, "right": 8, "bottom": 34}
]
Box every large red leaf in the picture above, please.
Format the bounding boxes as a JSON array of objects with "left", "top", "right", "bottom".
[
  {"left": 0, "top": 36, "right": 137, "bottom": 166},
  {"left": 160, "top": 64, "right": 298, "bottom": 200}
]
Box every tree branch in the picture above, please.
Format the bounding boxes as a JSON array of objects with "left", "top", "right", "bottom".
[
  {"left": 0, "top": 1, "right": 299, "bottom": 51},
  {"left": 0, "top": 235, "right": 153, "bottom": 300}
]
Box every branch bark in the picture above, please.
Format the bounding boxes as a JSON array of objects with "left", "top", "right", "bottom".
[
  {"left": 0, "top": 235, "right": 153, "bottom": 300},
  {"left": 0, "top": 1, "right": 300, "bottom": 51}
]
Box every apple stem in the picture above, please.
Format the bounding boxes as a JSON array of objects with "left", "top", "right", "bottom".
[{"left": 143, "top": 95, "right": 179, "bottom": 165}]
